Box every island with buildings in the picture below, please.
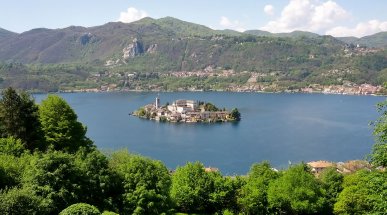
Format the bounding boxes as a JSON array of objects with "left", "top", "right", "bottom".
[{"left": 133, "top": 97, "right": 241, "bottom": 123}]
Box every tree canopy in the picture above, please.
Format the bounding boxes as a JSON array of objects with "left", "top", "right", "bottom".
[
  {"left": 267, "top": 163, "right": 327, "bottom": 214},
  {"left": 170, "top": 162, "right": 214, "bottom": 213},
  {"left": 59, "top": 203, "right": 100, "bottom": 215},
  {"left": 0, "top": 87, "right": 44, "bottom": 150},
  {"left": 334, "top": 170, "right": 387, "bottom": 214},
  {"left": 238, "top": 161, "right": 279, "bottom": 214},
  {"left": 230, "top": 108, "right": 241, "bottom": 121},
  {"left": 39, "top": 94, "right": 93, "bottom": 152},
  {"left": 109, "top": 150, "right": 172, "bottom": 215}
]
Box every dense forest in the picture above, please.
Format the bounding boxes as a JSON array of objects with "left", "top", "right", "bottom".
[{"left": 0, "top": 87, "right": 386, "bottom": 214}]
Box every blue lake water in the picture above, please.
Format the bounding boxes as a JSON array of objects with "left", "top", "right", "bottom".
[{"left": 34, "top": 92, "right": 385, "bottom": 175}]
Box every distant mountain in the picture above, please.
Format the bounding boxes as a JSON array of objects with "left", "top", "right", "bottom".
[
  {"left": 245, "top": 30, "right": 320, "bottom": 38},
  {"left": 276, "top": 31, "right": 320, "bottom": 38},
  {"left": 0, "top": 16, "right": 383, "bottom": 75},
  {"left": 0, "top": 17, "right": 347, "bottom": 65},
  {"left": 246, "top": 29, "right": 387, "bottom": 48},
  {"left": 0, "top": 28, "right": 17, "bottom": 40},
  {"left": 244, "top": 30, "right": 273, "bottom": 37},
  {"left": 0, "top": 17, "right": 386, "bottom": 92},
  {"left": 135, "top": 16, "right": 214, "bottom": 37},
  {"left": 337, "top": 36, "right": 358, "bottom": 45},
  {"left": 0, "top": 17, "right": 249, "bottom": 64},
  {"left": 337, "top": 32, "right": 387, "bottom": 48}
]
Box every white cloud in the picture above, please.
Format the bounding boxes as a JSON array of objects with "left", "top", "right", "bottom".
[
  {"left": 220, "top": 16, "right": 232, "bottom": 27},
  {"left": 118, "top": 7, "right": 148, "bottom": 23},
  {"left": 261, "top": 0, "right": 350, "bottom": 33},
  {"left": 311, "top": 1, "right": 348, "bottom": 31},
  {"left": 264, "top": 5, "right": 275, "bottom": 16},
  {"left": 326, "top": 20, "right": 387, "bottom": 37},
  {"left": 219, "top": 16, "right": 245, "bottom": 32}
]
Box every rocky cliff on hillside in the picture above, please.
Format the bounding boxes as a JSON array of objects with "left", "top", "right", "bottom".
[{"left": 123, "top": 38, "right": 144, "bottom": 60}]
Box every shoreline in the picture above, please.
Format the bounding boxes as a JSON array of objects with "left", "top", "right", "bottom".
[{"left": 41, "top": 88, "right": 387, "bottom": 97}]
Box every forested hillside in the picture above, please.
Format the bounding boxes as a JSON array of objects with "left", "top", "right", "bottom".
[{"left": 0, "top": 17, "right": 386, "bottom": 92}]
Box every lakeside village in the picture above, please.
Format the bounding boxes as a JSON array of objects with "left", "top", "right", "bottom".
[
  {"left": 67, "top": 69, "right": 384, "bottom": 95},
  {"left": 132, "top": 97, "right": 241, "bottom": 123}
]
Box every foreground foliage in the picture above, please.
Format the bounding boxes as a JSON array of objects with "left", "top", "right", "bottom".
[
  {"left": 39, "top": 94, "right": 93, "bottom": 152},
  {"left": 238, "top": 162, "right": 278, "bottom": 214},
  {"left": 59, "top": 203, "right": 100, "bottom": 215},
  {"left": 0, "top": 87, "right": 44, "bottom": 150},
  {"left": 110, "top": 151, "right": 172, "bottom": 215}
]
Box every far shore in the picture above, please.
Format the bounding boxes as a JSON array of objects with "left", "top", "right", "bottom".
[{"left": 30, "top": 88, "right": 387, "bottom": 97}]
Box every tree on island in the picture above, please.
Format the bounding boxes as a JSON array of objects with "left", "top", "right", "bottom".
[
  {"left": 136, "top": 107, "right": 146, "bottom": 117},
  {"left": 203, "top": 103, "right": 219, "bottom": 112},
  {"left": 229, "top": 108, "right": 241, "bottom": 121}
]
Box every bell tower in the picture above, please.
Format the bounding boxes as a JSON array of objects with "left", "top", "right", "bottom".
[{"left": 155, "top": 94, "right": 160, "bottom": 109}]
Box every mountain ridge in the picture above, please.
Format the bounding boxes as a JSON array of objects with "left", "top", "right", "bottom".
[
  {"left": 0, "top": 28, "right": 18, "bottom": 40},
  {"left": 0, "top": 16, "right": 351, "bottom": 65},
  {"left": 1, "top": 17, "right": 386, "bottom": 56},
  {"left": 0, "top": 16, "right": 386, "bottom": 93},
  {"left": 337, "top": 32, "right": 387, "bottom": 48}
]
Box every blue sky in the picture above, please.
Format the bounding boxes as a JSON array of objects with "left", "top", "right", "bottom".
[{"left": 1, "top": 0, "right": 387, "bottom": 37}]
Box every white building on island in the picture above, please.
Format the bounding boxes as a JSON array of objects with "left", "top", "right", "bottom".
[{"left": 167, "top": 99, "right": 198, "bottom": 113}]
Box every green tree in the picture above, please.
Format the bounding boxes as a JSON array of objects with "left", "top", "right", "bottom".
[
  {"left": 334, "top": 171, "right": 371, "bottom": 215},
  {"left": 229, "top": 108, "right": 241, "bottom": 121},
  {"left": 204, "top": 102, "right": 219, "bottom": 111},
  {"left": 109, "top": 150, "right": 171, "bottom": 215},
  {"left": 74, "top": 148, "right": 122, "bottom": 212},
  {"left": 39, "top": 94, "right": 93, "bottom": 152},
  {"left": 136, "top": 107, "right": 146, "bottom": 117},
  {"left": 208, "top": 172, "right": 240, "bottom": 213},
  {"left": 318, "top": 167, "right": 343, "bottom": 214},
  {"left": 267, "top": 163, "right": 327, "bottom": 214},
  {"left": 238, "top": 161, "right": 279, "bottom": 215},
  {"left": 102, "top": 211, "right": 119, "bottom": 215},
  {"left": 0, "top": 137, "right": 26, "bottom": 156},
  {"left": 0, "top": 87, "right": 44, "bottom": 150},
  {"left": 0, "top": 153, "right": 32, "bottom": 190},
  {"left": 370, "top": 100, "right": 387, "bottom": 166},
  {"left": 0, "top": 187, "right": 46, "bottom": 215},
  {"left": 365, "top": 171, "right": 387, "bottom": 213},
  {"left": 22, "top": 150, "right": 83, "bottom": 214},
  {"left": 170, "top": 161, "right": 214, "bottom": 213},
  {"left": 334, "top": 170, "right": 387, "bottom": 214},
  {"left": 59, "top": 203, "right": 100, "bottom": 215}
]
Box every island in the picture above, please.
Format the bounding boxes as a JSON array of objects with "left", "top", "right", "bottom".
[{"left": 133, "top": 97, "right": 241, "bottom": 123}]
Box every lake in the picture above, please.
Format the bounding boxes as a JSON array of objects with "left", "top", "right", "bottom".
[{"left": 34, "top": 92, "right": 385, "bottom": 175}]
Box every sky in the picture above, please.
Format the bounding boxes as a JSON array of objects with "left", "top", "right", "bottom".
[{"left": 1, "top": 0, "right": 387, "bottom": 37}]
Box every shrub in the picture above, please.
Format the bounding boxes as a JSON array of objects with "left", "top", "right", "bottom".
[{"left": 59, "top": 203, "right": 100, "bottom": 215}]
